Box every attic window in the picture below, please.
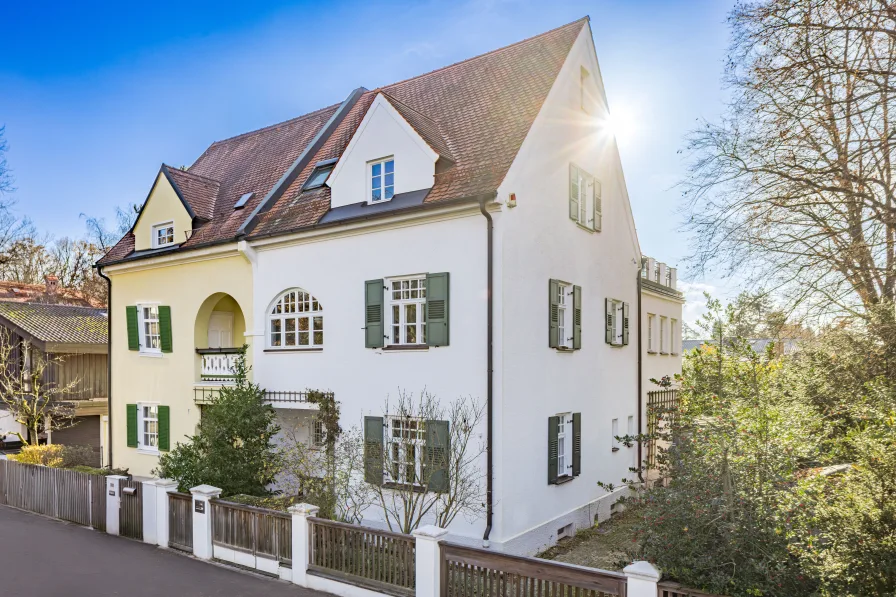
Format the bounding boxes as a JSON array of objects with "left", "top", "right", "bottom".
[
  {"left": 234, "top": 192, "right": 254, "bottom": 209},
  {"left": 303, "top": 164, "right": 334, "bottom": 190}
]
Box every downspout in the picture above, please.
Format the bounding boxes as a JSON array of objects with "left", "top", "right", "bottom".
[
  {"left": 636, "top": 265, "right": 644, "bottom": 483},
  {"left": 478, "top": 194, "right": 495, "bottom": 546},
  {"left": 97, "top": 265, "right": 113, "bottom": 469}
]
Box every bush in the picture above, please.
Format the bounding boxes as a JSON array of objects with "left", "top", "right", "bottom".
[
  {"left": 10, "top": 444, "right": 65, "bottom": 467},
  {"left": 9, "top": 444, "right": 124, "bottom": 475}
]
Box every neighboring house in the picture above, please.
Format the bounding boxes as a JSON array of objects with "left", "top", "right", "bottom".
[
  {"left": 0, "top": 275, "right": 100, "bottom": 307},
  {"left": 682, "top": 338, "right": 801, "bottom": 355},
  {"left": 641, "top": 256, "right": 684, "bottom": 393},
  {"left": 97, "top": 17, "right": 670, "bottom": 554},
  {"left": 0, "top": 300, "right": 108, "bottom": 466}
]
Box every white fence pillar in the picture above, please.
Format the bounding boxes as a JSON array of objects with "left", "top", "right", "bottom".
[
  {"left": 624, "top": 561, "right": 661, "bottom": 597},
  {"left": 412, "top": 525, "right": 449, "bottom": 597},
  {"left": 190, "top": 484, "right": 222, "bottom": 560},
  {"left": 105, "top": 475, "right": 128, "bottom": 536},
  {"left": 144, "top": 479, "right": 179, "bottom": 547},
  {"left": 289, "top": 503, "right": 319, "bottom": 587}
]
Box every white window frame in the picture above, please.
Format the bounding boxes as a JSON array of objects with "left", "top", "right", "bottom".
[
  {"left": 670, "top": 319, "right": 679, "bottom": 355},
  {"left": 386, "top": 416, "right": 425, "bottom": 486},
  {"left": 580, "top": 66, "right": 591, "bottom": 113},
  {"left": 151, "top": 221, "right": 175, "bottom": 248},
  {"left": 647, "top": 314, "right": 656, "bottom": 352},
  {"left": 312, "top": 418, "right": 326, "bottom": 448},
  {"left": 138, "top": 402, "right": 159, "bottom": 453},
  {"left": 267, "top": 289, "right": 324, "bottom": 349},
  {"left": 556, "top": 413, "right": 573, "bottom": 478},
  {"left": 137, "top": 303, "right": 161, "bottom": 354},
  {"left": 660, "top": 316, "right": 668, "bottom": 354},
  {"left": 557, "top": 282, "right": 573, "bottom": 349},
  {"left": 369, "top": 157, "right": 395, "bottom": 203},
  {"left": 614, "top": 301, "right": 625, "bottom": 345},
  {"left": 574, "top": 167, "right": 596, "bottom": 230},
  {"left": 386, "top": 275, "right": 427, "bottom": 346}
]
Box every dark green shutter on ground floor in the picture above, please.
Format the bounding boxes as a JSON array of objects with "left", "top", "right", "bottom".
[
  {"left": 158, "top": 405, "right": 170, "bottom": 451},
  {"left": 364, "top": 416, "right": 384, "bottom": 485},
  {"left": 126, "top": 404, "right": 138, "bottom": 447}
]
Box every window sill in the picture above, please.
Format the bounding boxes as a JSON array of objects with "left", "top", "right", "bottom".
[
  {"left": 383, "top": 481, "right": 426, "bottom": 493},
  {"left": 554, "top": 346, "right": 576, "bottom": 353},
  {"left": 660, "top": 352, "right": 669, "bottom": 356},
  {"left": 611, "top": 447, "right": 620, "bottom": 453},
  {"left": 138, "top": 351, "right": 163, "bottom": 359},
  {"left": 575, "top": 222, "right": 596, "bottom": 234},
  {"left": 647, "top": 350, "right": 657, "bottom": 355},
  {"left": 137, "top": 448, "right": 160, "bottom": 456},
  {"left": 382, "top": 345, "right": 429, "bottom": 352},
  {"left": 264, "top": 347, "right": 324, "bottom": 353},
  {"left": 553, "top": 475, "right": 575, "bottom": 486}
]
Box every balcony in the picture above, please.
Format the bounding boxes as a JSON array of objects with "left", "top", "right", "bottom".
[
  {"left": 193, "top": 388, "right": 331, "bottom": 410},
  {"left": 197, "top": 348, "right": 241, "bottom": 382}
]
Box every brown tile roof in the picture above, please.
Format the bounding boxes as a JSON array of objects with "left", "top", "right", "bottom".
[
  {"left": 0, "top": 280, "right": 100, "bottom": 308},
  {"left": 164, "top": 166, "right": 221, "bottom": 221},
  {"left": 0, "top": 301, "right": 107, "bottom": 345},
  {"left": 98, "top": 18, "right": 587, "bottom": 264}
]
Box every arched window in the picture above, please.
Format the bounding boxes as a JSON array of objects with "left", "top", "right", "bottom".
[{"left": 268, "top": 289, "right": 324, "bottom": 348}]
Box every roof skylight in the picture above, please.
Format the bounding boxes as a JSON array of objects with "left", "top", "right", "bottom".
[
  {"left": 303, "top": 165, "right": 334, "bottom": 190},
  {"left": 234, "top": 192, "right": 254, "bottom": 209}
]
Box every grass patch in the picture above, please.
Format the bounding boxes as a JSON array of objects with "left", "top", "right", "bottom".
[{"left": 537, "top": 506, "right": 641, "bottom": 571}]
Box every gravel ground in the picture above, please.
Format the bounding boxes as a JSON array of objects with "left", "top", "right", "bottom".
[{"left": 537, "top": 507, "right": 641, "bottom": 571}]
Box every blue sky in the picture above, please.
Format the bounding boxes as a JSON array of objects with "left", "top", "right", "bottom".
[{"left": 1, "top": 0, "right": 735, "bottom": 324}]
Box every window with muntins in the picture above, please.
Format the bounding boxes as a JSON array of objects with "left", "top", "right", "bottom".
[
  {"left": 269, "top": 289, "right": 324, "bottom": 348},
  {"left": 557, "top": 413, "right": 572, "bottom": 478},
  {"left": 387, "top": 276, "right": 426, "bottom": 346},
  {"left": 139, "top": 404, "right": 159, "bottom": 451},
  {"left": 647, "top": 314, "right": 656, "bottom": 352},
  {"left": 387, "top": 416, "right": 425, "bottom": 485},
  {"left": 152, "top": 222, "right": 175, "bottom": 248},
  {"left": 370, "top": 158, "right": 395, "bottom": 202},
  {"left": 556, "top": 282, "right": 572, "bottom": 349},
  {"left": 313, "top": 418, "right": 326, "bottom": 447},
  {"left": 660, "top": 316, "right": 668, "bottom": 354},
  {"left": 138, "top": 305, "right": 161, "bottom": 353}
]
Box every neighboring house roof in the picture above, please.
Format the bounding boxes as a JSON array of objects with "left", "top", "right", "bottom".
[
  {"left": 0, "top": 301, "right": 107, "bottom": 346},
  {"left": 0, "top": 280, "right": 99, "bottom": 308},
  {"left": 682, "top": 338, "right": 801, "bottom": 354},
  {"left": 99, "top": 17, "right": 588, "bottom": 265}
]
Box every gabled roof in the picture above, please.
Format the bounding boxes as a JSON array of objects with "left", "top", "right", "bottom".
[
  {"left": 0, "top": 280, "right": 100, "bottom": 308},
  {"left": 164, "top": 166, "right": 221, "bottom": 221},
  {"left": 99, "top": 17, "right": 589, "bottom": 265},
  {"left": 0, "top": 301, "right": 107, "bottom": 346}
]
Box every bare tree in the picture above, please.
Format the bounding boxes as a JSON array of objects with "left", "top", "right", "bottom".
[
  {"left": 682, "top": 1, "right": 896, "bottom": 321},
  {"left": 366, "top": 390, "right": 486, "bottom": 534},
  {"left": 82, "top": 204, "right": 138, "bottom": 253},
  {"left": 0, "top": 330, "right": 79, "bottom": 445}
]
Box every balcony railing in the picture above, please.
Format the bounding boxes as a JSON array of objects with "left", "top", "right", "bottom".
[
  {"left": 197, "top": 348, "right": 241, "bottom": 382},
  {"left": 194, "top": 388, "right": 332, "bottom": 405}
]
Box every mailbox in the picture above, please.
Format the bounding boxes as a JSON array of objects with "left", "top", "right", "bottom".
[{"left": 122, "top": 486, "right": 137, "bottom": 496}]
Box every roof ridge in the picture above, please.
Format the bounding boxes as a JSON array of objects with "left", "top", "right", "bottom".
[
  {"left": 204, "top": 102, "right": 341, "bottom": 149},
  {"left": 0, "top": 300, "right": 106, "bottom": 311},
  {"left": 163, "top": 165, "right": 221, "bottom": 185},
  {"left": 381, "top": 17, "right": 588, "bottom": 91}
]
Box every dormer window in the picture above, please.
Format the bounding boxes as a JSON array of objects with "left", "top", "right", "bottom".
[
  {"left": 152, "top": 222, "right": 175, "bottom": 248},
  {"left": 370, "top": 158, "right": 395, "bottom": 203}
]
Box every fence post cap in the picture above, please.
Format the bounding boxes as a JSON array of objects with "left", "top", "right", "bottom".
[
  {"left": 288, "top": 503, "right": 320, "bottom": 516},
  {"left": 624, "top": 561, "right": 661, "bottom": 582},
  {"left": 189, "top": 484, "right": 223, "bottom": 497},
  {"left": 153, "top": 478, "right": 180, "bottom": 490},
  {"left": 106, "top": 474, "right": 129, "bottom": 480},
  {"left": 412, "top": 525, "right": 449, "bottom": 540}
]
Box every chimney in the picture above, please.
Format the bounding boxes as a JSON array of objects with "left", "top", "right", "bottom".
[{"left": 44, "top": 274, "right": 59, "bottom": 296}]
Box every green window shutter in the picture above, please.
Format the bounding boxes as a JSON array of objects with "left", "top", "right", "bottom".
[
  {"left": 549, "top": 279, "right": 560, "bottom": 348},
  {"left": 605, "top": 298, "right": 614, "bottom": 344},
  {"left": 158, "top": 405, "right": 170, "bottom": 451},
  {"left": 593, "top": 179, "right": 602, "bottom": 232},
  {"left": 363, "top": 416, "right": 384, "bottom": 485},
  {"left": 569, "top": 164, "right": 579, "bottom": 221},
  {"left": 126, "top": 306, "right": 139, "bottom": 351},
  {"left": 364, "top": 280, "right": 384, "bottom": 348},
  {"left": 622, "top": 302, "right": 630, "bottom": 346},
  {"left": 547, "top": 416, "right": 559, "bottom": 485},
  {"left": 159, "top": 306, "right": 173, "bottom": 353},
  {"left": 126, "top": 404, "right": 138, "bottom": 448},
  {"left": 425, "top": 272, "right": 450, "bottom": 347},
  {"left": 425, "top": 419, "right": 450, "bottom": 493},
  {"left": 572, "top": 412, "right": 582, "bottom": 477},
  {"left": 573, "top": 285, "right": 582, "bottom": 350}
]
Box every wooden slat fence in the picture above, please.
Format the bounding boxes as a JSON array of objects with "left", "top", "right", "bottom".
[
  {"left": 211, "top": 499, "right": 292, "bottom": 565},
  {"left": 119, "top": 478, "right": 143, "bottom": 540},
  {"left": 441, "top": 542, "right": 627, "bottom": 597},
  {"left": 0, "top": 458, "right": 6, "bottom": 506},
  {"left": 1, "top": 460, "right": 105, "bottom": 529},
  {"left": 309, "top": 517, "right": 416, "bottom": 597},
  {"left": 658, "top": 582, "right": 727, "bottom": 597},
  {"left": 169, "top": 492, "right": 193, "bottom": 552}
]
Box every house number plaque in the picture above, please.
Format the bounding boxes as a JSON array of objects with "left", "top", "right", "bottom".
[{"left": 195, "top": 501, "right": 205, "bottom": 514}]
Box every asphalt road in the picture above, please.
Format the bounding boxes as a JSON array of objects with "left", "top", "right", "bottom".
[{"left": 0, "top": 504, "right": 326, "bottom": 597}]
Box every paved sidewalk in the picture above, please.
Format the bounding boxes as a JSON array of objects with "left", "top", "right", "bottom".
[{"left": 0, "top": 504, "right": 326, "bottom": 597}]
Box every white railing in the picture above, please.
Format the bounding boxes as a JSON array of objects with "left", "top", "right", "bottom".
[{"left": 198, "top": 349, "right": 240, "bottom": 381}]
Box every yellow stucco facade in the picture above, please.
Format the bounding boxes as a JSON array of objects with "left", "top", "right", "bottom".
[
  {"left": 133, "top": 172, "right": 193, "bottom": 251},
  {"left": 105, "top": 248, "right": 253, "bottom": 477}
]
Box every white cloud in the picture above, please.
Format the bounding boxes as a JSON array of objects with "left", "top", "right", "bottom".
[{"left": 678, "top": 281, "right": 716, "bottom": 331}]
